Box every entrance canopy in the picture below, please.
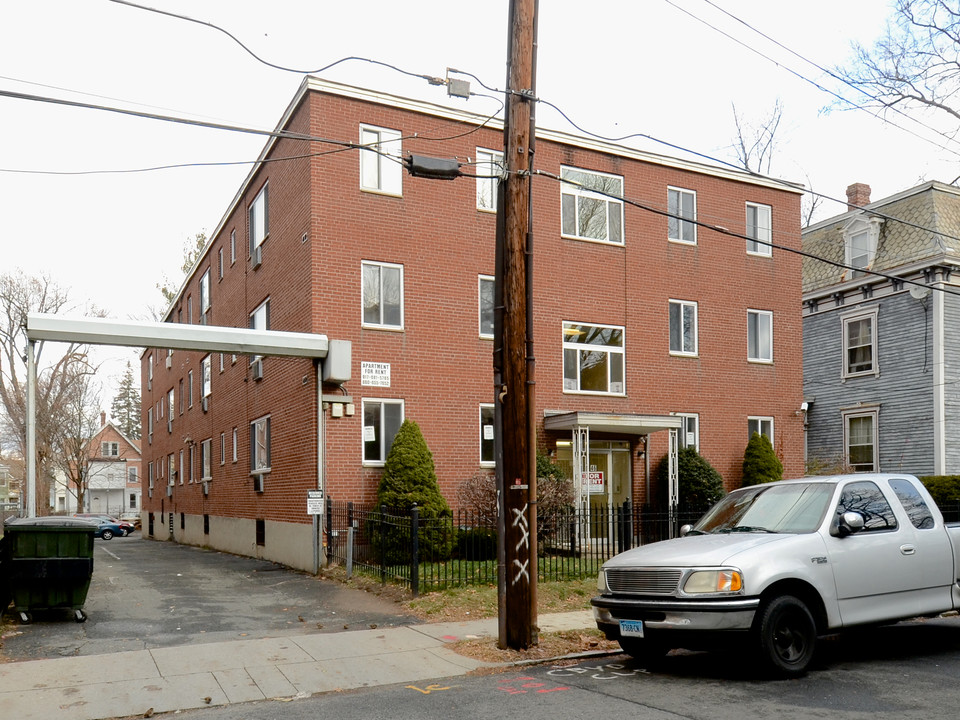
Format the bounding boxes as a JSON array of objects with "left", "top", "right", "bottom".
[{"left": 543, "top": 411, "right": 682, "bottom": 435}]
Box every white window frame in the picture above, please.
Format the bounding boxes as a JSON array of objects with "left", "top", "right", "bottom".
[
  {"left": 362, "top": 398, "right": 405, "bottom": 466},
  {"left": 479, "top": 275, "right": 494, "bottom": 339},
  {"left": 230, "top": 229, "right": 236, "bottom": 265},
  {"left": 220, "top": 432, "right": 226, "bottom": 466},
  {"left": 232, "top": 427, "right": 238, "bottom": 463},
  {"left": 668, "top": 300, "right": 698, "bottom": 356},
  {"left": 101, "top": 441, "right": 119, "bottom": 457},
  {"left": 842, "top": 307, "right": 879, "bottom": 379},
  {"left": 201, "top": 355, "right": 212, "bottom": 398},
  {"left": 249, "top": 183, "right": 269, "bottom": 254},
  {"left": 201, "top": 438, "right": 212, "bottom": 481},
  {"left": 560, "top": 166, "right": 624, "bottom": 244},
  {"left": 843, "top": 406, "right": 879, "bottom": 472},
  {"left": 362, "top": 261, "right": 404, "bottom": 330},
  {"left": 675, "top": 413, "right": 699, "bottom": 451},
  {"left": 748, "top": 416, "right": 774, "bottom": 445},
  {"left": 218, "top": 248, "right": 224, "bottom": 280},
  {"left": 250, "top": 415, "right": 271, "bottom": 476},
  {"left": 746, "top": 202, "right": 772, "bottom": 256},
  {"left": 561, "top": 321, "right": 625, "bottom": 396},
  {"left": 842, "top": 215, "right": 883, "bottom": 279},
  {"left": 167, "top": 389, "right": 175, "bottom": 431},
  {"left": 199, "top": 269, "right": 211, "bottom": 323},
  {"left": 668, "top": 187, "right": 697, "bottom": 244},
  {"left": 179, "top": 449, "right": 185, "bottom": 485},
  {"left": 360, "top": 124, "right": 402, "bottom": 196},
  {"left": 480, "top": 403, "right": 495, "bottom": 467},
  {"left": 747, "top": 309, "right": 774, "bottom": 363},
  {"left": 476, "top": 148, "right": 503, "bottom": 212},
  {"left": 187, "top": 371, "right": 193, "bottom": 408}
]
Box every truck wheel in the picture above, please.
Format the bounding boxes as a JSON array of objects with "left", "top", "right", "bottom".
[
  {"left": 618, "top": 638, "right": 668, "bottom": 668},
  {"left": 756, "top": 595, "right": 816, "bottom": 677}
]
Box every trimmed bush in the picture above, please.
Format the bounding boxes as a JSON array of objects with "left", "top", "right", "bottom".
[
  {"left": 742, "top": 432, "right": 783, "bottom": 486},
  {"left": 918, "top": 475, "right": 960, "bottom": 508},
  {"left": 373, "top": 419, "right": 453, "bottom": 563},
  {"left": 656, "top": 446, "right": 725, "bottom": 512}
]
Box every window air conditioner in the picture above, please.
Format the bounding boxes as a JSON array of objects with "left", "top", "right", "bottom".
[
  {"left": 253, "top": 474, "right": 264, "bottom": 493},
  {"left": 252, "top": 245, "right": 262, "bottom": 269},
  {"left": 165, "top": 355, "right": 172, "bottom": 369},
  {"left": 166, "top": 484, "right": 172, "bottom": 497},
  {"left": 252, "top": 359, "right": 264, "bottom": 381},
  {"left": 202, "top": 480, "right": 210, "bottom": 496},
  {"left": 202, "top": 396, "right": 209, "bottom": 413}
]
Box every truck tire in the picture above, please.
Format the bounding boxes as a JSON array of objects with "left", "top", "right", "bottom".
[
  {"left": 756, "top": 594, "right": 817, "bottom": 677},
  {"left": 617, "top": 638, "right": 668, "bottom": 668}
]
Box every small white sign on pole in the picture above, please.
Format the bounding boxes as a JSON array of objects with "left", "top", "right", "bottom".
[{"left": 306, "top": 489, "right": 324, "bottom": 515}]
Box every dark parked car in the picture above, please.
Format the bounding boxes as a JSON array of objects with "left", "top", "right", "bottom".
[{"left": 73, "top": 514, "right": 135, "bottom": 539}]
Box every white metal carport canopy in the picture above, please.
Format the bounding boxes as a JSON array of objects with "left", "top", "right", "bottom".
[{"left": 23, "top": 313, "right": 348, "bottom": 518}]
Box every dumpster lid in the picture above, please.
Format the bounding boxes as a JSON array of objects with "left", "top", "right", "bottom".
[{"left": 4, "top": 516, "right": 99, "bottom": 529}]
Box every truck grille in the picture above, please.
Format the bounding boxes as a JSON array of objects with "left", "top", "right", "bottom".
[{"left": 606, "top": 568, "right": 682, "bottom": 595}]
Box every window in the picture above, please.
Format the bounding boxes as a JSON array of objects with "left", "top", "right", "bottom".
[
  {"left": 201, "top": 439, "right": 212, "bottom": 481},
  {"left": 748, "top": 416, "right": 774, "bottom": 444},
  {"left": 842, "top": 308, "right": 878, "bottom": 378},
  {"left": 129, "top": 493, "right": 137, "bottom": 510},
  {"left": 843, "top": 408, "right": 878, "bottom": 472},
  {"left": 230, "top": 229, "right": 236, "bottom": 265},
  {"left": 669, "top": 300, "right": 698, "bottom": 356},
  {"left": 220, "top": 433, "right": 225, "bottom": 465},
  {"left": 232, "top": 428, "right": 238, "bottom": 463},
  {"left": 250, "top": 416, "right": 271, "bottom": 475},
  {"left": 201, "top": 355, "right": 212, "bottom": 398},
  {"left": 747, "top": 309, "right": 773, "bottom": 363},
  {"left": 889, "top": 478, "right": 935, "bottom": 529},
  {"left": 480, "top": 404, "right": 495, "bottom": 465},
  {"left": 479, "top": 275, "right": 494, "bottom": 339},
  {"left": 101, "top": 442, "right": 119, "bottom": 457},
  {"left": 842, "top": 215, "right": 883, "bottom": 279},
  {"left": 167, "top": 389, "right": 175, "bottom": 432},
  {"left": 362, "top": 399, "right": 404, "bottom": 464},
  {"left": 562, "top": 322, "right": 625, "bottom": 394},
  {"left": 199, "top": 269, "right": 211, "bottom": 324},
  {"left": 249, "top": 183, "right": 269, "bottom": 255},
  {"left": 218, "top": 248, "right": 223, "bottom": 280},
  {"left": 148, "top": 462, "right": 154, "bottom": 491},
  {"left": 147, "top": 356, "right": 153, "bottom": 390},
  {"left": 476, "top": 148, "right": 503, "bottom": 211},
  {"left": 168, "top": 454, "right": 175, "bottom": 485},
  {"left": 128, "top": 466, "right": 137, "bottom": 484},
  {"left": 560, "top": 166, "right": 623, "bottom": 244},
  {"left": 360, "top": 125, "right": 402, "bottom": 195},
  {"left": 676, "top": 413, "right": 699, "bottom": 451},
  {"left": 148, "top": 408, "right": 153, "bottom": 443},
  {"left": 219, "top": 353, "right": 224, "bottom": 373},
  {"left": 668, "top": 187, "right": 696, "bottom": 244},
  {"left": 746, "top": 202, "right": 772, "bottom": 256},
  {"left": 837, "top": 481, "right": 896, "bottom": 531},
  {"left": 189, "top": 444, "right": 195, "bottom": 483},
  {"left": 362, "top": 261, "right": 403, "bottom": 329},
  {"left": 179, "top": 449, "right": 185, "bottom": 485},
  {"left": 250, "top": 299, "right": 270, "bottom": 374}
]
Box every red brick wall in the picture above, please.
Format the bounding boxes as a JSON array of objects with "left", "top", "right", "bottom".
[{"left": 142, "top": 84, "right": 804, "bottom": 525}]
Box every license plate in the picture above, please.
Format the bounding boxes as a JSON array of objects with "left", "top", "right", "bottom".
[{"left": 619, "top": 619, "right": 644, "bottom": 638}]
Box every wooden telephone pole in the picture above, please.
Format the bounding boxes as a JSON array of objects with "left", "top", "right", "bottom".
[{"left": 495, "top": 0, "right": 539, "bottom": 650}]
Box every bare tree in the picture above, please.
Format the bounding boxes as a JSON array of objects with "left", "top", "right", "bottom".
[
  {"left": 155, "top": 231, "right": 207, "bottom": 307},
  {"left": 0, "top": 271, "right": 101, "bottom": 514},
  {"left": 840, "top": 1, "right": 960, "bottom": 126},
  {"left": 731, "top": 99, "right": 783, "bottom": 175},
  {"left": 50, "top": 367, "right": 102, "bottom": 513}
]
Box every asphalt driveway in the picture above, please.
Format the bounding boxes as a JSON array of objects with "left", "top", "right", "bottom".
[{"left": 1, "top": 535, "right": 420, "bottom": 661}]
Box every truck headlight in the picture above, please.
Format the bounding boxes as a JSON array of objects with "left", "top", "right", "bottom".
[
  {"left": 683, "top": 569, "right": 743, "bottom": 594},
  {"left": 597, "top": 568, "right": 609, "bottom": 593}
]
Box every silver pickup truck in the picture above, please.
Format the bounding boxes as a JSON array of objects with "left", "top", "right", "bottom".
[{"left": 592, "top": 473, "right": 960, "bottom": 676}]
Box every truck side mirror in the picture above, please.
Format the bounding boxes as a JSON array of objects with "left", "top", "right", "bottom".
[
  {"left": 680, "top": 524, "right": 694, "bottom": 537},
  {"left": 837, "top": 511, "right": 865, "bottom": 538}
]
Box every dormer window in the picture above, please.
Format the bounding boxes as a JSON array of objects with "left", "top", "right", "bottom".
[{"left": 842, "top": 215, "right": 883, "bottom": 279}]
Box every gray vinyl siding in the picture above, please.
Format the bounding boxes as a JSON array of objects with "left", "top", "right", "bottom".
[
  {"left": 945, "top": 292, "right": 960, "bottom": 472},
  {"left": 803, "top": 293, "right": 935, "bottom": 475}
]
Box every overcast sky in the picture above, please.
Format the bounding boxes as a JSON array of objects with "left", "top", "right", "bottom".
[{"left": 3, "top": 0, "right": 957, "bottom": 402}]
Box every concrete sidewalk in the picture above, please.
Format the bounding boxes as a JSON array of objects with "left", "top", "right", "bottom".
[{"left": 0, "top": 610, "right": 596, "bottom": 720}]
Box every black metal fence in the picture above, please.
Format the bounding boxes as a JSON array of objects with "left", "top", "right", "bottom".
[{"left": 324, "top": 497, "right": 704, "bottom": 595}]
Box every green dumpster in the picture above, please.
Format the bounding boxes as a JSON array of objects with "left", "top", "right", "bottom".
[{"left": 2, "top": 516, "right": 96, "bottom": 623}]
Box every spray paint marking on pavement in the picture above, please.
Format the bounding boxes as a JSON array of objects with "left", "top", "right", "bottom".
[
  {"left": 497, "top": 676, "right": 569, "bottom": 695},
  {"left": 406, "top": 684, "right": 454, "bottom": 694}
]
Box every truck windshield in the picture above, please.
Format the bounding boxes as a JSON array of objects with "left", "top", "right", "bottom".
[{"left": 692, "top": 483, "right": 834, "bottom": 534}]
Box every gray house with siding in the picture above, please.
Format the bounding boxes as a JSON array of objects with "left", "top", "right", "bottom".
[{"left": 802, "top": 181, "right": 960, "bottom": 476}]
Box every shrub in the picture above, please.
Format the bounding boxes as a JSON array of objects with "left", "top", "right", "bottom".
[
  {"left": 742, "top": 432, "right": 783, "bottom": 486},
  {"left": 456, "top": 526, "right": 498, "bottom": 560},
  {"left": 373, "top": 419, "right": 453, "bottom": 563},
  {"left": 656, "top": 446, "right": 725, "bottom": 512},
  {"left": 918, "top": 475, "right": 960, "bottom": 508}
]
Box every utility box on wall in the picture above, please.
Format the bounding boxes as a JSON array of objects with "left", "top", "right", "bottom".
[{"left": 322, "top": 340, "right": 352, "bottom": 384}]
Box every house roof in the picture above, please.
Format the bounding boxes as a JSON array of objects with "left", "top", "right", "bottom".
[{"left": 802, "top": 181, "right": 960, "bottom": 294}]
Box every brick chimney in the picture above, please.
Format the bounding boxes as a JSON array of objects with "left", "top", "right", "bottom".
[
  {"left": 846, "top": 183, "right": 871, "bottom": 210},
  {"left": 101, "top": 411, "right": 106, "bottom": 427}
]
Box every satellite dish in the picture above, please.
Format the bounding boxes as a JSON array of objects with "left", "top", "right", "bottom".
[{"left": 909, "top": 285, "right": 931, "bottom": 300}]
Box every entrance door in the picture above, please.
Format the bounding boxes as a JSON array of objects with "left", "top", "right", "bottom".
[{"left": 586, "top": 444, "right": 632, "bottom": 539}]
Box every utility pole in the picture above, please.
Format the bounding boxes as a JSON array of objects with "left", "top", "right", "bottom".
[{"left": 494, "top": 0, "right": 538, "bottom": 650}]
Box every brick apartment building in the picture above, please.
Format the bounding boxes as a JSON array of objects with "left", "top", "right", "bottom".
[{"left": 140, "top": 78, "right": 804, "bottom": 571}]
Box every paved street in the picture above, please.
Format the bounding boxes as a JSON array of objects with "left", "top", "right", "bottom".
[
  {"left": 1, "top": 534, "right": 420, "bottom": 660},
  {"left": 162, "top": 616, "right": 960, "bottom": 720}
]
